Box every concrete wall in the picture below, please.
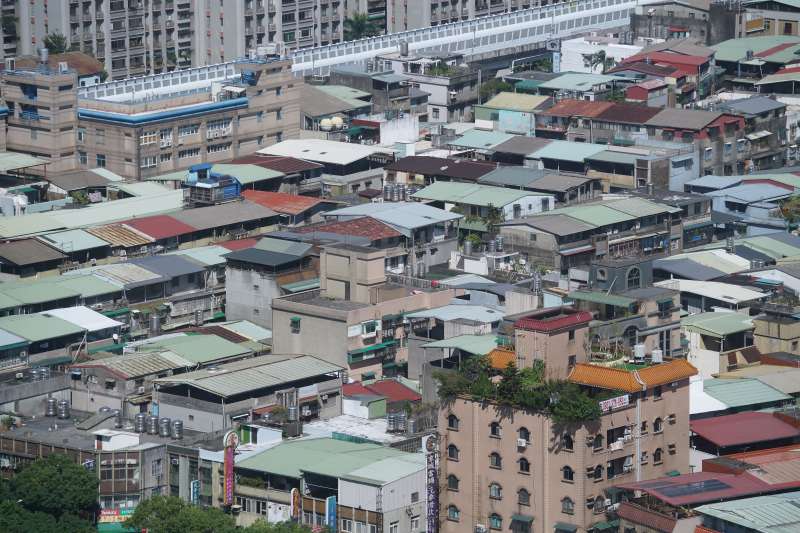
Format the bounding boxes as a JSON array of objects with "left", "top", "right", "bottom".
[{"left": 225, "top": 266, "right": 283, "bottom": 329}]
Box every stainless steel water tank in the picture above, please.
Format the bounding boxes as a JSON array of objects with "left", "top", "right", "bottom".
[
  {"left": 171, "top": 420, "right": 183, "bottom": 440},
  {"left": 57, "top": 400, "right": 70, "bottom": 420},
  {"left": 147, "top": 415, "right": 159, "bottom": 435},
  {"left": 134, "top": 413, "right": 147, "bottom": 433},
  {"left": 45, "top": 398, "right": 57, "bottom": 417},
  {"left": 158, "top": 417, "right": 171, "bottom": 438}
]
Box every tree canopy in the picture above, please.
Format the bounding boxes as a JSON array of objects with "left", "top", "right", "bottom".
[
  {"left": 343, "top": 13, "right": 380, "bottom": 41},
  {"left": 43, "top": 32, "right": 69, "bottom": 54}
]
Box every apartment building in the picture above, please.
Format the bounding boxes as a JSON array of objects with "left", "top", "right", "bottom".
[
  {"left": 4, "top": 0, "right": 385, "bottom": 79},
  {"left": 387, "top": 0, "right": 541, "bottom": 32},
  {"left": 1, "top": 55, "right": 300, "bottom": 178},
  {"left": 438, "top": 307, "right": 698, "bottom": 533}
]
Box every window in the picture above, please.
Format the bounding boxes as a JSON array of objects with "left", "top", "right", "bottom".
[
  {"left": 160, "top": 153, "right": 172, "bottom": 163},
  {"left": 518, "top": 488, "right": 530, "bottom": 505},
  {"left": 141, "top": 155, "right": 157, "bottom": 169},
  {"left": 447, "top": 474, "right": 459, "bottom": 490},
  {"left": 77, "top": 128, "right": 86, "bottom": 142},
  {"left": 447, "top": 444, "right": 459, "bottom": 460},
  {"left": 594, "top": 464, "right": 603, "bottom": 479},
  {"left": 96, "top": 129, "right": 105, "bottom": 144},
  {"left": 179, "top": 124, "right": 200, "bottom": 137},
  {"left": 490, "top": 452, "right": 502, "bottom": 469},
  {"left": 627, "top": 267, "right": 641, "bottom": 290},
  {"left": 96, "top": 154, "right": 106, "bottom": 168},
  {"left": 654, "top": 448, "right": 663, "bottom": 464},
  {"left": 518, "top": 457, "right": 530, "bottom": 473},
  {"left": 207, "top": 142, "right": 232, "bottom": 154},
  {"left": 518, "top": 427, "right": 530, "bottom": 443},
  {"left": 179, "top": 148, "right": 201, "bottom": 159},
  {"left": 593, "top": 434, "right": 603, "bottom": 451},
  {"left": 447, "top": 505, "right": 460, "bottom": 521},
  {"left": 562, "top": 497, "right": 575, "bottom": 514},
  {"left": 411, "top": 491, "right": 419, "bottom": 503},
  {"left": 562, "top": 466, "right": 574, "bottom": 481},
  {"left": 389, "top": 522, "right": 398, "bottom": 533},
  {"left": 410, "top": 516, "right": 420, "bottom": 530},
  {"left": 432, "top": 107, "right": 440, "bottom": 119},
  {"left": 568, "top": 329, "right": 575, "bottom": 341},
  {"left": 490, "top": 422, "right": 502, "bottom": 438},
  {"left": 489, "top": 482, "right": 502, "bottom": 499},
  {"left": 290, "top": 317, "right": 301, "bottom": 334},
  {"left": 641, "top": 421, "right": 648, "bottom": 434},
  {"left": 341, "top": 519, "right": 353, "bottom": 532},
  {"left": 654, "top": 417, "right": 663, "bottom": 433},
  {"left": 568, "top": 355, "right": 577, "bottom": 368},
  {"left": 654, "top": 385, "right": 663, "bottom": 400},
  {"left": 489, "top": 513, "right": 502, "bottom": 530},
  {"left": 447, "top": 414, "right": 459, "bottom": 430},
  {"left": 78, "top": 151, "right": 88, "bottom": 165}
]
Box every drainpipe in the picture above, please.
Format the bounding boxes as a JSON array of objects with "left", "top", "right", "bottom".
[{"left": 633, "top": 371, "right": 646, "bottom": 482}]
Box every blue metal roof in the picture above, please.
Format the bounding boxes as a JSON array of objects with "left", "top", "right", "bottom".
[{"left": 78, "top": 97, "right": 248, "bottom": 126}]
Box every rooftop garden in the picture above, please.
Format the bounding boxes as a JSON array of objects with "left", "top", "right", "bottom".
[{"left": 434, "top": 357, "right": 605, "bottom": 424}]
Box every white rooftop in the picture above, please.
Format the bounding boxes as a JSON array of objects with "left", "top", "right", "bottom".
[
  {"left": 655, "top": 279, "right": 765, "bottom": 305},
  {"left": 257, "top": 139, "right": 393, "bottom": 166},
  {"left": 40, "top": 306, "right": 123, "bottom": 332},
  {"left": 302, "top": 414, "right": 408, "bottom": 444}
]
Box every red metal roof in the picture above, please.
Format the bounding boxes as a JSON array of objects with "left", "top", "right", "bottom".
[
  {"left": 690, "top": 411, "right": 800, "bottom": 448},
  {"left": 227, "top": 154, "right": 323, "bottom": 173},
  {"left": 242, "top": 190, "right": 324, "bottom": 215},
  {"left": 514, "top": 307, "right": 593, "bottom": 333},
  {"left": 616, "top": 502, "right": 676, "bottom": 533},
  {"left": 756, "top": 42, "right": 798, "bottom": 58},
  {"left": 625, "top": 51, "right": 709, "bottom": 68},
  {"left": 614, "top": 471, "right": 770, "bottom": 507},
  {"left": 342, "top": 382, "right": 376, "bottom": 397},
  {"left": 540, "top": 99, "right": 613, "bottom": 118},
  {"left": 365, "top": 380, "right": 422, "bottom": 403},
  {"left": 594, "top": 103, "right": 663, "bottom": 124},
  {"left": 121, "top": 215, "right": 196, "bottom": 240},
  {"left": 218, "top": 237, "right": 259, "bottom": 251},
  {"left": 293, "top": 216, "right": 401, "bottom": 240}
]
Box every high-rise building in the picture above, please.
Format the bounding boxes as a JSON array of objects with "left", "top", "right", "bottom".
[
  {"left": 387, "top": 0, "right": 541, "bottom": 33},
  {"left": 2, "top": 0, "right": 391, "bottom": 80}
]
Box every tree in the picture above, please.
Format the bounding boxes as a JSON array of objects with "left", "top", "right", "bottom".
[
  {"left": 583, "top": 51, "right": 616, "bottom": 74},
  {"left": 343, "top": 13, "right": 379, "bottom": 41},
  {"left": 11, "top": 454, "right": 98, "bottom": 519},
  {"left": 125, "top": 495, "right": 237, "bottom": 533},
  {"left": 245, "top": 520, "right": 322, "bottom": 532},
  {"left": 43, "top": 32, "right": 69, "bottom": 54},
  {"left": 479, "top": 78, "right": 513, "bottom": 101}
]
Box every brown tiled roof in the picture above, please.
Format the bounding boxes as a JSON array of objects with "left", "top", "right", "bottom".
[
  {"left": 617, "top": 502, "right": 676, "bottom": 533},
  {"left": 384, "top": 156, "right": 497, "bottom": 181},
  {"left": 242, "top": 190, "right": 324, "bottom": 215},
  {"left": 593, "top": 103, "right": 663, "bottom": 124},
  {"left": 293, "top": 216, "right": 401, "bottom": 240},
  {"left": 568, "top": 359, "right": 697, "bottom": 392},
  {"left": 228, "top": 154, "right": 323, "bottom": 174},
  {"left": 540, "top": 99, "right": 614, "bottom": 118},
  {"left": 14, "top": 52, "right": 104, "bottom": 76},
  {"left": 607, "top": 61, "right": 679, "bottom": 77},
  {"left": 488, "top": 347, "right": 516, "bottom": 370}
]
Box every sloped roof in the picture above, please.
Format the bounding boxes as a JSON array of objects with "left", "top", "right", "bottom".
[
  {"left": 243, "top": 190, "right": 325, "bottom": 215},
  {"left": 228, "top": 154, "right": 323, "bottom": 174},
  {"left": 594, "top": 103, "right": 663, "bottom": 124},
  {"left": 365, "top": 380, "right": 421, "bottom": 402},
  {"left": 682, "top": 312, "right": 754, "bottom": 338},
  {"left": 704, "top": 378, "right": 791, "bottom": 408},
  {"left": 569, "top": 359, "right": 697, "bottom": 392},
  {"left": 16, "top": 51, "right": 103, "bottom": 76},
  {"left": 293, "top": 216, "right": 401, "bottom": 240},
  {"left": 0, "top": 238, "right": 66, "bottom": 266},
  {"left": 481, "top": 92, "right": 550, "bottom": 112},
  {"left": 384, "top": 156, "right": 497, "bottom": 181},
  {"left": 87, "top": 224, "right": 153, "bottom": 248},
  {"left": 616, "top": 502, "right": 676, "bottom": 533},
  {"left": 121, "top": 215, "right": 196, "bottom": 240},
  {"left": 488, "top": 347, "right": 516, "bottom": 369},
  {"left": 690, "top": 411, "right": 800, "bottom": 447},
  {"left": 645, "top": 108, "right": 723, "bottom": 130},
  {"left": 540, "top": 99, "right": 613, "bottom": 117}
]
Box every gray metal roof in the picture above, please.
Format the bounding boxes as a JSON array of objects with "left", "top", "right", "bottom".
[
  {"left": 405, "top": 304, "right": 504, "bottom": 323},
  {"left": 645, "top": 108, "right": 723, "bottom": 130},
  {"left": 478, "top": 166, "right": 548, "bottom": 188},
  {"left": 131, "top": 255, "right": 205, "bottom": 278},
  {"left": 153, "top": 355, "right": 343, "bottom": 397},
  {"left": 720, "top": 96, "right": 786, "bottom": 116},
  {"left": 76, "top": 351, "right": 194, "bottom": 379},
  {"left": 653, "top": 257, "right": 726, "bottom": 281},
  {"left": 491, "top": 136, "right": 552, "bottom": 156},
  {"left": 325, "top": 202, "right": 461, "bottom": 235},
  {"left": 170, "top": 200, "right": 277, "bottom": 231},
  {"left": 224, "top": 248, "right": 306, "bottom": 268},
  {"left": 526, "top": 174, "right": 594, "bottom": 192}
]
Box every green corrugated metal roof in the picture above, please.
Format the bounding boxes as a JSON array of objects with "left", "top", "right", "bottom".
[
  {"left": 421, "top": 334, "right": 498, "bottom": 355},
  {"left": 314, "top": 84, "right": 372, "bottom": 101},
  {"left": 170, "top": 245, "right": 231, "bottom": 267},
  {"left": 110, "top": 182, "right": 171, "bottom": 197},
  {"left": 218, "top": 320, "right": 272, "bottom": 342},
  {"left": 0, "top": 152, "right": 48, "bottom": 172},
  {"left": 146, "top": 170, "right": 187, "bottom": 182},
  {"left": 138, "top": 334, "right": 251, "bottom": 364},
  {"left": 682, "top": 312, "right": 754, "bottom": 338},
  {"left": 37, "top": 229, "right": 110, "bottom": 253},
  {"left": 695, "top": 490, "right": 800, "bottom": 533},
  {"left": 52, "top": 274, "right": 122, "bottom": 298},
  {"left": 480, "top": 91, "right": 550, "bottom": 112},
  {"left": 704, "top": 378, "right": 791, "bottom": 408},
  {"left": 529, "top": 140, "right": 607, "bottom": 162},
  {"left": 713, "top": 35, "right": 800, "bottom": 63},
  {"left": 555, "top": 204, "right": 635, "bottom": 226},
  {"left": 514, "top": 79, "right": 544, "bottom": 91},
  {"left": 740, "top": 235, "right": 800, "bottom": 259},
  {"left": 237, "top": 437, "right": 413, "bottom": 479},
  {"left": 538, "top": 72, "right": 617, "bottom": 90},
  {"left": 0, "top": 291, "right": 21, "bottom": 311},
  {"left": 0, "top": 314, "right": 84, "bottom": 342},
  {"left": 280, "top": 277, "right": 320, "bottom": 293},
  {"left": 459, "top": 218, "right": 489, "bottom": 232},
  {"left": 568, "top": 290, "right": 636, "bottom": 308},
  {"left": 212, "top": 164, "right": 284, "bottom": 185},
  {"left": 412, "top": 181, "right": 537, "bottom": 207},
  {"left": 0, "top": 282, "right": 80, "bottom": 305},
  {"left": 451, "top": 129, "right": 515, "bottom": 150}
]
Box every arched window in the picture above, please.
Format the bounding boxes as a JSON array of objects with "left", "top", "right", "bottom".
[
  {"left": 518, "top": 427, "right": 530, "bottom": 443},
  {"left": 594, "top": 495, "right": 606, "bottom": 513},
  {"left": 490, "top": 421, "right": 502, "bottom": 438},
  {"left": 490, "top": 452, "right": 502, "bottom": 469},
  {"left": 447, "top": 414, "right": 459, "bottom": 430},
  {"left": 654, "top": 448, "right": 663, "bottom": 464},
  {"left": 561, "top": 497, "right": 575, "bottom": 514},
  {"left": 447, "top": 505, "right": 460, "bottom": 521},
  {"left": 627, "top": 267, "right": 641, "bottom": 289},
  {"left": 654, "top": 417, "right": 663, "bottom": 433},
  {"left": 447, "top": 474, "right": 459, "bottom": 491},
  {"left": 593, "top": 434, "right": 604, "bottom": 450},
  {"left": 489, "top": 482, "right": 502, "bottom": 499},
  {"left": 562, "top": 465, "right": 574, "bottom": 481},
  {"left": 625, "top": 325, "right": 638, "bottom": 347},
  {"left": 563, "top": 434, "right": 574, "bottom": 451},
  {"left": 518, "top": 488, "right": 531, "bottom": 505},
  {"left": 518, "top": 457, "right": 530, "bottom": 473},
  {"left": 489, "top": 513, "right": 502, "bottom": 530},
  {"left": 447, "top": 444, "right": 459, "bottom": 460},
  {"left": 594, "top": 464, "right": 603, "bottom": 479}
]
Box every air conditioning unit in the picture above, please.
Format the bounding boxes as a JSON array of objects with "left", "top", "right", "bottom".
[
  {"left": 301, "top": 406, "right": 312, "bottom": 416},
  {"left": 517, "top": 438, "right": 527, "bottom": 448},
  {"left": 604, "top": 498, "right": 612, "bottom": 507},
  {"left": 475, "top": 526, "right": 487, "bottom": 533},
  {"left": 58, "top": 61, "right": 69, "bottom": 73},
  {"left": 137, "top": 386, "right": 145, "bottom": 394}
]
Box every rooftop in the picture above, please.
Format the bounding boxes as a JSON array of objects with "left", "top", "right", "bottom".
[
  {"left": 538, "top": 72, "right": 618, "bottom": 91},
  {"left": 644, "top": 108, "right": 724, "bottom": 130},
  {"left": 568, "top": 359, "right": 698, "bottom": 392},
  {"left": 120, "top": 215, "right": 196, "bottom": 240},
  {"left": 515, "top": 307, "right": 594, "bottom": 333},
  {"left": 257, "top": 139, "right": 391, "bottom": 166},
  {"left": 690, "top": 411, "right": 800, "bottom": 447},
  {"left": 227, "top": 154, "right": 323, "bottom": 174},
  {"left": 384, "top": 156, "right": 497, "bottom": 181},
  {"left": 412, "top": 181, "right": 545, "bottom": 207},
  {"left": 324, "top": 201, "right": 461, "bottom": 235},
  {"left": 406, "top": 304, "right": 504, "bottom": 324},
  {"left": 656, "top": 279, "right": 766, "bottom": 305},
  {"left": 449, "top": 129, "right": 516, "bottom": 150},
  {"left": 682, "top": 312, "right": 754, "bottom": 338},
  {"left": 703, "top": 378, "right": 791, "bottom": 408},
  {"left": 695, "top": 491, "right": 800, "bottom": 533},
  {"left": 0, "top": 238, "right": 67, "bottom": 266},
  {"left": 421, "top": 334, "right": 499, "bottom": 355},
  {"left": 135, "top": 333, "right": 252, "bottom": 365},
  {"left": 479, "top": 91, "right": 551, "bottom": 112},
  {"left": 242, "top": 190, "right": 327, "bottom": 215},
  {"left": 292, "top": 216, "right": 401, "bottom": 241},
  {"left": 0, "top": 313, "right": 85, "bottom": 342}
]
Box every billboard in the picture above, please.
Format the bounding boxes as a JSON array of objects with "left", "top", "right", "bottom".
[
  {"left": 99, "top": 508, "right": 134, "bottom": 523},
  {"left": 325, "top": 496, "right": 337, "bottom": 529},
  {"left": 599, "top": 394, "right": 630, "bottom": 413},
  {"left": 223, "top": 430, "right": 239, "bottom": 506},
  {"left": 290, "top": 488, "right": 301, "bottom": 521},
  {"left": 423, "top": 434, "right": 439, "bottom": 533}
]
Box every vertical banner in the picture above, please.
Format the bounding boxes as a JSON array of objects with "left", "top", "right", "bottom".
[
  {"left": 223, "top": 431, "right": 239, "bottom": 506},
  {"left": 325, "top": 496, "right": 337, "bottom": 529},
  {"left": 423, "top": 434, "right": 439, "bottom": 533},
  {"left": 191, "top": 479, "right": 200, "bottom": 505},
  {"left": 290, "top": 488, "right": 301, "bottom": 522}
]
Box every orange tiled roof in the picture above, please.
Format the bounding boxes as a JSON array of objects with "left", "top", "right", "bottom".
[
  {"left": 568, "top": 359, "right": 698, "bottom": 392},
  {"left": 568, "top": 364, "right": 643, "bottom": 393},
  {"left": 638, "top": 359, "right": 698, "bottom": 387},
  {"left": 488, "top": 347, "right": 516, "bottom": 370}
]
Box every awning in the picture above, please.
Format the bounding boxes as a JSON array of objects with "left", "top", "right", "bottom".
[
  {"left": 568, "top": 290, "right": 636, "bottom": 308},
  {"left": 31, "top": 355, "right": 71, "bottom": 367},
  {"left": 592, "top": 520, "right": 619, "bottom": 531},
  {"left": 102, "top": 307, "right": 130, "bottom": 318},
  {"left": 349, "top": 340, "right": 396, "bottom": 356},
  {"left": 746, "top": 130, "right": 772, "bottom": 141},
  {"left": 554, "top": 523, "right": 578, "bottom": 533},
  {"left": 281, "top": 278, "right": 320, "bottom": 293},
  {"left": 511, "top": 514, "right": 534, "bottom": 524},
  {"left": 560, "top": 244, "right": 594, "bottom": 256},
  {"left": 222, "top": 85, "right": 246, "bottom": 94},
  {"left": 666, "top": 469, "right": 681, "bottom": 477}
]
